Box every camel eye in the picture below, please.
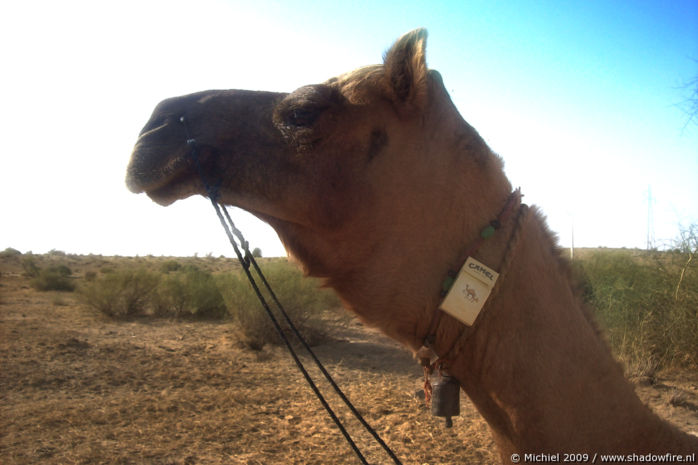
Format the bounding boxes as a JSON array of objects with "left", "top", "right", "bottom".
[
  {"left": 287, "top": 107, "right": 321, "bottom": 127},
  {"left": 277, "top": 84, "right": 342, "bottom": 130}
]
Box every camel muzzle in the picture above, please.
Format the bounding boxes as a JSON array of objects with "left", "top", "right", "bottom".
[{"left": 126, "top": 89, "right": 287, "bottom": 206}]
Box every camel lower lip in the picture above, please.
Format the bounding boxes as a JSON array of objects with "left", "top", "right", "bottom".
[
  {"left": 126, "top": 169, "right": 184, "bottom": 196},
  {"left": 126, "top": 143, "right": 191, "bottom": 195},
  {"left": 145, "top": 188, "right": 179, "bottom": 206},
  {"left": 139, "top": 162, "right": 200, "bottom": 205}
]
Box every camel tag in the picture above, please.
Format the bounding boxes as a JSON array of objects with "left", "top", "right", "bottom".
[{"left": 439, "top": 257, "right": 499, "bottom": 326}]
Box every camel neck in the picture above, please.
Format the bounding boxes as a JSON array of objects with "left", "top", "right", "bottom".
[
  {"left": 422, "top": 190, "right": 525, "bottom": 357},
  {"left": 443, "top": 211, "right": 698, "bottom": 457}
]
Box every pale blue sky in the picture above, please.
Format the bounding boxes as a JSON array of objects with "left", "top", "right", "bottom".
[{"left": 1, "top": 0, "right": 696, "bottom": 256}]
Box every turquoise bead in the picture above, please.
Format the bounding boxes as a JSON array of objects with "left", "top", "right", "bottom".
[
  {"left": 481, "top": 225, "right": 495, "bottom": 239},
  {"left": 442, "top": 275, "right": 455, "bottom": 292}
]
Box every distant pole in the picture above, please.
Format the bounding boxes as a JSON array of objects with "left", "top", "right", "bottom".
[
  {"left": 646, "top": 186, "right": 654, "bottom": 250},
  {"left": 570, "top": 214, "right": 575, "bottom": 260}
]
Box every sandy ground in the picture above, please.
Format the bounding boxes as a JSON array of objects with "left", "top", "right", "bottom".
[{"left": 1, "top": 255, "right": 697, "bottom": 464}]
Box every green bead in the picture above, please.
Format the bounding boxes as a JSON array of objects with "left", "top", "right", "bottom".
[
  {"left": 481, "top": 225, "right": 496, "bottom": 239},
  {"left": 442, "top": 275, "right": 455, "bottom": 292}
]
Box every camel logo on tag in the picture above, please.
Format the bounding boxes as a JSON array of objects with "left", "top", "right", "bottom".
[
  {"left": 463, "top": 284, "right": 479, "bottom": 303},
  {"left": 440, "top": 257, "right": 499, "bottom": 326}
]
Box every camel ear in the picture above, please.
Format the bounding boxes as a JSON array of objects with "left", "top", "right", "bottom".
[{"left": 383, "top": 28, "right": 428, "bottom": 107}]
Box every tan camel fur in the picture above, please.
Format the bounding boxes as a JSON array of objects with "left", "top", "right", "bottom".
[{"left": 127, "top": 29, "right": 698, "bottom": 462}]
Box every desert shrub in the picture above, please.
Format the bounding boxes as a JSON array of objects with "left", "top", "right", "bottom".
[
  {"left": 160, "top": 260, "right": 183, "bottom": 273},
  {"left": 181, "top": 263, "right": 202, "bottom": 273},
  {"left": 1, "top": 247, "right": 22, "bottom": 257},
  {"left": 31, "top": 266, "right": 75, "bottom": 292},
  {"left": 99, "top": 265, "right": 116, "bottom": 274},
  {"left": 22, "top": 258, "right": 74, "bottom": 292},
  {"left": 153, "top": 273, "right": 189, "bottom": 317},
  {"left": 218, "top": 260, "right": 340, "bottom": 350},
  {"left": 181, "top": 269, "right": 227, "bottom": 318},
  {"left": 153, "top": 268, "right": 227, "bottom": 319},
  {"left": 21, "top": 255, "right": 40, "bottom": 278},
  {"left": 577, "top": 249, "right": 697, "bottom": 369},
  {"left": 79, "top": 268, "right": 160, "bottom": 318},
  {"left": 49, "top": 264, "right": 72, "bottom": 276},
  {"left": 84, "top": 271, "right": 97, "bottom": 282}
]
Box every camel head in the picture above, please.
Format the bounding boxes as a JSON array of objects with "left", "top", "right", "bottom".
[
  {"left": 126, "top": 29, "right": 510, "bottom": 347},
  {"left": 126, "top": 31, "right": 698, "bottom": 458}
]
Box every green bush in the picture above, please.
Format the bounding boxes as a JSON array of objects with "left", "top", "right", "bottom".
[
  {"left": 79, "top": 268, "right": 160, "bottom": 318},
  {"left": 576, "top": 249, "right": 697, "bottom": 369},
  {"left": 218, "top": 261, "right": 340, "bottom": 350},
  {"left": 31, "top": 267, "right": 75, "bottom": 292},
  {"left": 80, "top": 265, "right": 227, "bottom": 320},
  {"left": 23, "top": 258, "right": 74, "bottom": 292},
  {"left": 160, "top": 260, "right": 183, "bottom": 273},
  {"left": 0, "top": 247, "right": 22, "bottom": 257},
  {"left": 21, "top": 255, "right": 40, "bottom": 278},
  {"left": 99, "top": 265, "right": 116, "bottom": 275},
  {"left": 153, "top": 268, "right": 227, "bottom": 319},
  {"left": 49, "top": 264, "right": 72, "bottom": 277}
]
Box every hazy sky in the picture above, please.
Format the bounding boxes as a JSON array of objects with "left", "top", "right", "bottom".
[{"left": 2, "top": 0, "right": 696, "bottom": 257}]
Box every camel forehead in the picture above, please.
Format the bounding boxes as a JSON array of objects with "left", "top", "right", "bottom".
[{"left": 326, "top": 64, "right": 385, "bottom": 103}]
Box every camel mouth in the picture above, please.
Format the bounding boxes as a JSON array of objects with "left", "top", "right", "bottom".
[
  {"left": 126, "top": 145, "right": 188, "bottom": 189},
  {"left": 126, "top": 125, "right": 200, "bottom": 205},
  {"left": 142, "top": 167, "right": 199, "bottom": 206}
]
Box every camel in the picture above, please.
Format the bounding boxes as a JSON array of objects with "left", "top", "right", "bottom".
[{"left": 126, "top": 29, "right": 698, "bottom": 462}]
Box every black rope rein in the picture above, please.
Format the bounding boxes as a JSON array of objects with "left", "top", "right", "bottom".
[{"left": 179, "top": 116, "right": 403, "bottom": 465}]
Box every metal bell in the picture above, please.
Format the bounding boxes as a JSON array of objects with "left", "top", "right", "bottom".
[{"left": 431, "top": 372, "right": 460, "bottom": 427}]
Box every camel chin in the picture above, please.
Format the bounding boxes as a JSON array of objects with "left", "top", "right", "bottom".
[{"left": 144, "top": 178, "right": 200, "bottom": 206}]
